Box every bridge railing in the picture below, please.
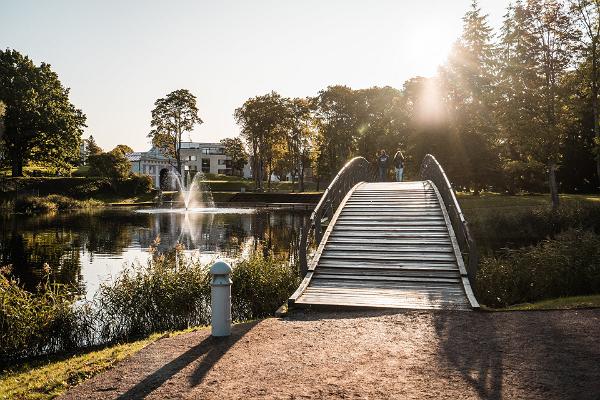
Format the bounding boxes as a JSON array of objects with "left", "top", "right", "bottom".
[
  {"left": 299, "top": 157, "right": 376, "bottom": 276},
  {"left": 420, "top": 154, "right": 479, "bottom": 283}
]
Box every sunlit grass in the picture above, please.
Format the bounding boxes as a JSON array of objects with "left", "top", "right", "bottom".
[
  {"left": 0, "top": 328, "right": 205, "bottom": 400},
  {"left": 490, "top": 295, "right": 600, "bottom": 311}
]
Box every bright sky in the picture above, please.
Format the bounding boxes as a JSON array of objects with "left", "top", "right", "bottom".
[{"left": 1, "top": 0, "right": 510, "bottom": 151}]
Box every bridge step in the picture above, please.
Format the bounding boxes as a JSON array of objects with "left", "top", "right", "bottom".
[{"left": 291, "top": 181, "right": 477, "bottom": 311}]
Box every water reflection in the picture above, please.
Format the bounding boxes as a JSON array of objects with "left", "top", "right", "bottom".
[{"left": 0, "top": 208, "right": 309, "bottom": 299}]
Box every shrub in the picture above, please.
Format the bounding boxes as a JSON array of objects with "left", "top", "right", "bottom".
[
  {"left": 13, "top": 196, "right": 58, "bottom": 213},
  {"left": 230, "top": 253, "right": 300, "bottom": 321},
  {"left": 88, "top": 151, "right": 131, "bottom": 181},
  {"left": 0, "top": 266, "right": 93, "bottom": 365},
  {"left": 476, "top": 229, "right": 600, "bottom": 307},
  {"left": 468, "top": 201, "right": 600, "bottom": 253},
  {"left": 114, "top": 174, "right": 154, "bottom": 196},
  {"left": 13, "top": 195, "right": 103, "bottom": 213}
]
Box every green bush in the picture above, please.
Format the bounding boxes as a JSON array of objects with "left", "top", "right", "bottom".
[
  {"left": 230, "top": 254, "right": 300, "bottom": 321},
  {"left": 0, "top": 266, "right": 93, "bottom": 364},
  {"left": 13, "top": 196, "right": 58, "bottom": 213},
  {"left": 468, "top": 201, "right": 600, "bottom": 253},
  {"left": 113, "top": 174, "right": 154, "bottom": 196},
  {"left": 476, "top": 229, "right": 600, "bottom": 307}
]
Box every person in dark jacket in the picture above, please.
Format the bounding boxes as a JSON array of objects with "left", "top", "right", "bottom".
[
  {"left": 377, "top": 150, "right": 389, "bottom": 181},
  {"left": 393, "top": 149, "right": 405, "bottom": 182}
]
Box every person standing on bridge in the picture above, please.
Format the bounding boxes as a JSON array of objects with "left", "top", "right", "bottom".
[
  {"left": 393, "top": 149, "right": 405, "bottom": 182},
  {"left": 377, "top": 150, "right": 389, "bottom": 181}
]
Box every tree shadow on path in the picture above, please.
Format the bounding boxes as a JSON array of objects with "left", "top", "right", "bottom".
[
  {"left": 433, "top": 311, "right": 503, "bottom": 400},
  {"left": 116, "top": 321, "right": 257, "bottom": 400}
]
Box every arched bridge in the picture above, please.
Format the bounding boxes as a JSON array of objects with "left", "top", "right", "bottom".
[{"left": 289, "top": 155, "right": 480, "bottom": 310}]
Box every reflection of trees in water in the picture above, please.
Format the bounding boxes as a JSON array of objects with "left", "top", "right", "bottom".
[{"left": 0, "top": 209, "right": 311, "bottom": 293}]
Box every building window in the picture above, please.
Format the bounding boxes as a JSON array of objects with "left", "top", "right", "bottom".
[
  {"left": 201, "top": 158, "right": 210, "bottom": 173},
  {"left": 218, "top": 159, "right": 226, "bottom": 165},
  {"left": 188, "top": 155, "right": 197, "bottom": 161}
]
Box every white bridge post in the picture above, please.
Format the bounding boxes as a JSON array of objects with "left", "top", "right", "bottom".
[{"left": 210, "top": 261, "right": 232, "bottom": 337}]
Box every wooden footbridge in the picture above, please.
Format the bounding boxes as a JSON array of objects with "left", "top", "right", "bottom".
[{"left": 289, "top": 155, "right": 479, "bottom": 310}]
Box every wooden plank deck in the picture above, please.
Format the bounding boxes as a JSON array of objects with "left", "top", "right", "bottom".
[{"left": 289, "top": 181, "right": 479, "bottom": 311}]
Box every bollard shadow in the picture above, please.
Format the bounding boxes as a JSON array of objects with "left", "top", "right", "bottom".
[{"left": 116, "top": 321, "right": 257, "bottom": 400}]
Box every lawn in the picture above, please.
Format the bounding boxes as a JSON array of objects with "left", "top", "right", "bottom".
[
  {"left": 0, "top": 326, "right": 209, "bottom": 400},
  {"left": 0, "top": 335, "right": 159, "bottom": 400}
]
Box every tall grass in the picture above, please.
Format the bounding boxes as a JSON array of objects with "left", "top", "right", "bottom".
[
  {"left": 13, "top": 195, "right": 103, "bottom": 214},
  {"left": 1, "top": 251, "right": 299, "bottom": 365},
  {"left": 476, "top": 229, "right": 600, "bottom": 307},
  {"left": 0, "top": 266, "right": 93, "bottom": 365},
  {"left": 95, "top": 251, "right": 211, "bottom": 342}
]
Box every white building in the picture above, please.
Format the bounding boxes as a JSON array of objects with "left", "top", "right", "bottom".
[
  {"left": 127, "top": 147, "right": 177, "bottom": 188},
  {"left": 179, "top": 142, "right": 232, "bottom": 175},
  {"left": 127, "top": 142, "right": 250, "bottom": 188}
]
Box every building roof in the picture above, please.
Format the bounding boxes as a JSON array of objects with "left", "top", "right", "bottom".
[{"left": 180, "top": 142, "right": 224, "bottom": 149}]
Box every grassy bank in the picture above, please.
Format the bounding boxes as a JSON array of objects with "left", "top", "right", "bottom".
[
  {"left": 0, "top": 333, "right": 162, "bottom": 400},
  {"left": 498, "top": 294, "right": 600, "bottom": 311},
  {"left": 0, "top": 251, "right": 299, "bottom": 365},
  {"left": 13, "top": 195, "right": 104, "bottom": 214}
]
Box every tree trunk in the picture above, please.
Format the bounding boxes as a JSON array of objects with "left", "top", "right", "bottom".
[
  {"left": 549, "top": 163, "right": 559, "bottom": 210},
  {"left": 299, "top": 164, "right": 305, "bottom": 192},
  {"left": 11, "top": 159, "right": 23, "bottom": 177}
]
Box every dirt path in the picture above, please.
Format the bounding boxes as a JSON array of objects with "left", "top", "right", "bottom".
[{"left": 62, "top": 309, "right": 600, "bottom": 400}]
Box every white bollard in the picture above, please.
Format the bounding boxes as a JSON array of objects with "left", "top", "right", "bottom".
[{"left": 210, "top": 260, "right": 232, "bottom": 337}]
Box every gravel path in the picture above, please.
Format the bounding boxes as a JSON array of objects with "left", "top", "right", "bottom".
[{"left": 62, "top": 309, "right": 600, "bottom": 400}]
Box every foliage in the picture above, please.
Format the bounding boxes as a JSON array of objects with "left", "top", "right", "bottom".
[
  {"left": 476, "top": 229, "right": 600, "bottom": 307},
  {"left": 220, "top": 137, "right": 248, "bottom": 176},
  {"left": 229, "top": 0, "right": 600, "bottom": 195},
  {"left": 85, "top": 135, "right": 102, "bottom": 157},
  {"left": 13, "top": 195, "right": 103, "bottom": 214},
  {"left": 235, "top": 91, "right": 290, "bottom": 190},
  {"left": 467, "top": 200, "right": 600, "bottom": 253},
  {"left": 230, "top": 253, "right": 300, "bottom": 321},
  {"left": 148, "top": 89, "right": 203, "bottom": 173},
  {"left": 0, "top": 49, "right": 86, "bottom": 176},
  {"left": 112, "top": 144, "right": 133, "bottom": 156},
  {"left": 95, "top": 250, "right": 211, "bottom": 342},
  {"left": 88, "top": 149, "right": 131, "bottom": 181},
  {"left": 0, "top": 266, "right": 93, "bottom": 365}
]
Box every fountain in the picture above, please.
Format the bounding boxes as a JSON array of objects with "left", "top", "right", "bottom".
[{"left": 136, "top": 169, "right": 254, "bottom": 215}]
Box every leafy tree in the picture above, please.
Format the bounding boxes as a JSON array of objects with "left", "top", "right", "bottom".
[
  {"left": 148, "top": 89, "right": 203, "bottom": 174},
  {"left": 287, "top": 97, "right": 316, "bottom": 191},
  {"left": 311, "top": 86, "right": 360, "bottom": 183},
  {"left": 112, "top": 144, "right": 133, "bottom": 156},
  {"left": 85, "top": 135, "right": 102, "bottom": 157},
  {"left": 439, "top": 0, "right": 501, "bottom": 192},
  {"left": 220, "top": 137, "right": 248, "bottom": 176},
  {"left": 570, "top": 0, "right": 600, "bottom": 187},
  {"left": 496, "top": 1, "right": 577, "bottom": 206},
  {"left": 235, "top": 91, "right": 289, "bottom": 191},
  {"left": 0, "top": 49, "right": 86, "bottom": 176},
  {"left": 88, "top": 149, "right": 131, "bottom": 181}
]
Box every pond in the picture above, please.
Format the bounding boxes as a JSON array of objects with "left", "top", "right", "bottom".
[{"left": 0, "top": 208, "right": 310, "bottom": 300}]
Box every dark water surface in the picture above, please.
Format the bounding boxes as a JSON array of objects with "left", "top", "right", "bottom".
[{"left": 0, "top": 208, "right": 309, "bottom": 299}]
